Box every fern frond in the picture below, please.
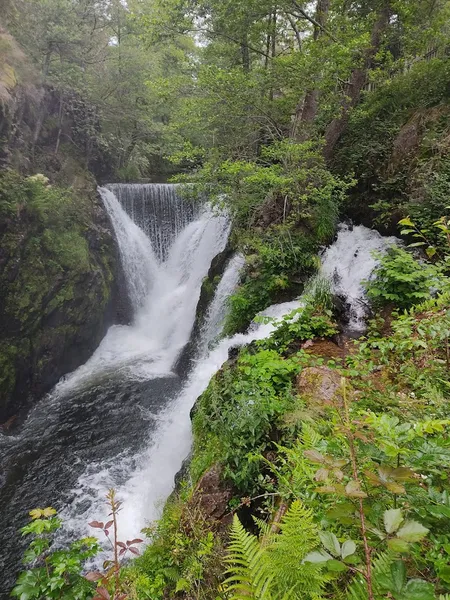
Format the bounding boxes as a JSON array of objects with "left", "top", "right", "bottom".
[
  {"left": 223, "top": 514, "right": 274, "bottom": 600},
  {"left": 346, "top": 551, "right": 396, "bottom": 600},
  {"left": 301, "top": 423, "right": 322, "bottom": 448},
  {"left": 252, "top": 515, "right": 273, "bottom": 540},
  {"left": 268, "top": 500, "right": 326, "bottom": 599}
]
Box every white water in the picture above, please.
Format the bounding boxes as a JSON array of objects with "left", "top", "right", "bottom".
[
  {"left": 57, "top": 203, "right": 397, "bottom": 544},
  {"left": 321, "top": 223, "right": 398, "bottom": 331},
  {"left": 107, "top": 184, "right": 197, "bottom": 261},
  {"left": 54, "top": 188, "right": 230, "bottom": 396},
  {"left": 101, "top": 188, "right": 159, "bottom": 312}
]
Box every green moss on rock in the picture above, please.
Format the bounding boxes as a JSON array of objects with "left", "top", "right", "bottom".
[{"left": 0, "top": 170, "right": 120, "bottom": 422}]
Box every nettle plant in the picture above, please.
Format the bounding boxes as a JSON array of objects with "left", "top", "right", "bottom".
[{"left": 12, "top": 490, "right": 142, "bottom": 600}]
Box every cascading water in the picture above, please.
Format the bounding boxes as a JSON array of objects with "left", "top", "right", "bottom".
[
  {"left": 0, "top": 184, "right": 230, "bottom": 593},
  {"left": 54, "top": 187, "right": 230, "bottom": 395},
  {"left": 0, "top": 184, "right": 396, "bottom": 595},
  {"left": 55, "top": 223, "right": 398, "bottom": 545},
  {"left": 322, "top": 223, "right": 398, "bottom": 331},
  {"left": 107, "top": 184, "right": 197, "bottom": 261}
]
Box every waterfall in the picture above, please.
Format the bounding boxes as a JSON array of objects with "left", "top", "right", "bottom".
[
  {"left": 100, "top": 188, "right": 159, "bottom": 312},
  {"left": 0, "top": 185, "right": 398, "bottom": 593},
  {"left": 57, "top": 220, "right": 397, "bottom": 544},
  {"left": 321, "top": 223, "right": 398, "bottom": 331},
  {"left": 107, "top": 184, "right": 197, "bottom": 261},
  {"left": 53, "top": 187, "right": 230, "bottom": 394},
  {"left": 197, "top": 254, "right": 246, "bottom": 356}
]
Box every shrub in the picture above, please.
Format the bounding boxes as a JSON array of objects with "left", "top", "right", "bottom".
[
  {"left": 192, "top": 348, "right": 299, "bottom": 493},
  {"left": 365, "top": 246, "right": 443, "bottom": 310}
]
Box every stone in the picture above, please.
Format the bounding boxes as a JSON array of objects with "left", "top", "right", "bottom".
[
  {"left": 190, "top": 465, "right": 233, "bottom": 525},
  {"left": 296, "top": 366, "right": 342, "bottom": 406}
]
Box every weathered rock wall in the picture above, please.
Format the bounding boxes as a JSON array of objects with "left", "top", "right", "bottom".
[{"left": 0, "top": 28, "right": 128, "bottom": 423}]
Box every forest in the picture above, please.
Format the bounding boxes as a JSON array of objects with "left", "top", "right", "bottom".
[{"left": 1, "top": 0, "right": 450, "bottom": 599}]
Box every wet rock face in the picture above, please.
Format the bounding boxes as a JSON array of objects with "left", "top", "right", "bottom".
[
  {"left": 189, "top": 465, "right": 233, "bottom": 526},
  {"left": 0, "top": 29, "right": 128, "bottom": 423},
  {"left": 0, "top": 183, "right": 126, "bottom": 424}
]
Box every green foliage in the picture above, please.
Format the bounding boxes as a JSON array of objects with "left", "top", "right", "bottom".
[
  {"left": 192, "top": 348, "right": 299, "bottom": 492},
  {"left": 365, "top": 246, "right": 444, "bottom": 309},
  {"left": 12, "top": 508, "right": 98, "bottom": 600},
  {"left": 259, "top": 296, "right": 337, "bottom": 354},
  {"left": 195, "top": 141, "right": 353, "bottom": 335},
  {"left": 224, "top": 501, "right": 325, "bottom": 600},
  {"left": 135, "top": 497, "right": 221, "bottom": 600},
  {"left": 223, "top": 231, "right": 319, "bottom": 335}
]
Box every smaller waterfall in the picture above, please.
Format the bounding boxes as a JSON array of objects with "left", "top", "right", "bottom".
[
  {"left": 321, "top": 223, "right": 398, "bottom": 331},
  {"left": 198, "top": 254, "right": 245, "bottom": 356}
]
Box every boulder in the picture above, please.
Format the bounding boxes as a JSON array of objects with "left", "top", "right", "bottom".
[{"left": 296, "top": 366, "right": 342, "bottom": 407}]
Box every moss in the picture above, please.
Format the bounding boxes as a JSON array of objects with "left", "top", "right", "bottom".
[
  {"left": 0, "top": 343, "right": 19, "bottom": 398},
  {"left": 0, "top": 169, "right": 118, "bottom": 419}
]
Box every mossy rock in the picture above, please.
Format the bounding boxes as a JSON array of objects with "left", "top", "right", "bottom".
[{"left": 0, "top": 170, "right": 124, "bottom": 422}]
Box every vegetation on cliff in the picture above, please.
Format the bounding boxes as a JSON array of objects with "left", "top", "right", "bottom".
[
  {"left": 0, "top": 170, "right": 119, "bottom": 421},
  {"left": 15, "top": 256, "right": 450, "bottom": 598}
]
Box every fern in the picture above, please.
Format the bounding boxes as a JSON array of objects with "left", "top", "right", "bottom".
[
  {"left": 252, "top": 515, "right": 273, "bottom": 541},
  {"left": 224, "top": 515, "right": 275, "bottom": 600},
  {"left": 346, "top": 551, "right": 396, "bottom": 600},
  {"left": 224, "top": 501, "right": 326, "bottom": 600},
  {"left": 268, "top": 501, "right": 326, "bottom": 599},
  {"left": 301, "top": 423, "right": 322, "bottom": 449}
]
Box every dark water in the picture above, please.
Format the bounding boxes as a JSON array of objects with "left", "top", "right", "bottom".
[{"left": 0, "top": 374, "right": 182, "bottom": 596}]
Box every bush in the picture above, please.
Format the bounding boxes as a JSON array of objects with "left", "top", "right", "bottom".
[
  {"left": 192, "top": 348, "right": 299, "bottom": 493},
  {"left": 260, "top": 306, "right": 338, "bottom": 354},
  {"left": 365, "top": 246, "right": 443, "bottom": 310}
]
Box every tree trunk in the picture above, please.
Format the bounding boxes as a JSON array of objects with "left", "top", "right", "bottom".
[
  {"left": 291, "top": 0, "right": 330, "bottom": 140},
  {"left": 241, "top": 31, "right": 250, "bottom": 73},
  {"left": 323, "top": 3, "right": 391, "bottom": 161}
]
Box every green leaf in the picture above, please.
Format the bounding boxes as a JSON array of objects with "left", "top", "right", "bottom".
[
  {"left": 391, "top": 560, "right": 407, "bottom": 593},
  {"left": 402, "top": 579, "right": 435, "bottom": 600},
  {"left": 387, "top": 538, "right": 410, "bottom": 553},
  {"left": 399, "top": 217, "right": 414, "bottom": 227},
  {"left": 341, "top": 540, "right": 356, "bottom": 559},
  {"left": 303, "top": 550, "right": 332, "bottom": 563},
  {"left": 384, "top": 508, "right": 404, "bottom": 534},
  {"left": 326, "top": 559, "right": 348, "bottom": 573},
  {"left": 319, "top": 531, "right": 341, "bottom": 557},
  {"left": 175, "top": 578, "right": 190, "bottom": 593},
  {"left": 396, "top": 521, "right": 429, "bottom": 543}
]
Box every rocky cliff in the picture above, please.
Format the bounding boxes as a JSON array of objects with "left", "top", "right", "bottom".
[{"left": 0, "top": 28, "right": 127, "bottom": 423}]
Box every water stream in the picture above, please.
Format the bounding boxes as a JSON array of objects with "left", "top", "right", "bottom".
[{"left": 0, "top": 187, "right": 396, "bottom": 595}]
